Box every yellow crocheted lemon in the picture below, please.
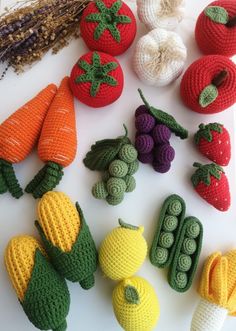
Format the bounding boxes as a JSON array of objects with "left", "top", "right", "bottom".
[
  {"left": 99, "top": 219, "right": 147, "bottom": 280},
  {"left": 112, "top": 276, "right": 160, "bottom": 331}
]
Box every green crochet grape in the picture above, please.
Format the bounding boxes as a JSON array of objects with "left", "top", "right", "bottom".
[
  {"left": 107, "top": 178, "right": 126, "bottom": 197},
  {"left": 106, "top": 194, "right": 124, "bottom": 206},
  {"left": 159, "top": 232, "right": 174, "bottom": 249},
  {"left": 156, "top": 247, "right": 169, "bottom": 264},
  {"left": 175, "top": 272, "right": 188, "bottom": 289},
  {"left": 163, "top": 215, "right": 178, "bottom": 232},
  {"left": 186, "top": 221, "right": 200, "bottom": 239},
  {"left": 124, "top": 175, "right": 136, "bottom": 193},
  {"left": 177, "top": 254, "right": 192, "bottom": 272},
  {"left": 167, "top": 199, "right": 182, "bottom": 216},
  {"left": 182, "top": 238, "right": 197, "bottom": 255},
  {"left": 109, "top": 160, "right": 128, "bottom": 178},
  {"left": 127, "top": 160, "right": 139, "bottom": 175},
  {"left": 118, "top": 144, "right": 138, "bottom": 164},
  {"left": 92, "top": 181, "right": 108, "bottom": 199}
]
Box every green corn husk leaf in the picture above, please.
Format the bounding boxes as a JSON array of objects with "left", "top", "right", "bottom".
[
  {"left": 35, "top": 203, "right": 98, "bottom": 290},
  {"left": 21, "top": 249, "right": 70, "bottom": 331}
]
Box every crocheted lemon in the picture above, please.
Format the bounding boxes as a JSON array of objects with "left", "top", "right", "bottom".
[
  {"left": 137, "top": 0, "right": 185, "bottom": 31},
  {"left": 99, "top": 219, "right": 147, "bottom": 280},
  {"left": 133, "top": 28, "right": 187, "bottom": 87},
  {"left": 113, "top": 276, "right": 160, "bottom": 331}
]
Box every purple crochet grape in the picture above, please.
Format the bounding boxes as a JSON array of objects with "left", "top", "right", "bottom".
[
  {"left": 153, "top": 162, "right": 171, "bottom": 173},
  {"left": 135, "top": 114, "right": 156, "bottom": 133},
  {"left": 135, "top": 105, "right": 149, "bottom": 117},
  {"left": 138, "top": 152, "right": 154, "bottom": 164},
  {"left": 152, "top": 124, "right": 171, "bottom": 144},
  {"left": 155, "top": 144, "right": 175, "bottom": 164},
  {"left": 135, "top": 134, "right": 154, "bottom": 154}
]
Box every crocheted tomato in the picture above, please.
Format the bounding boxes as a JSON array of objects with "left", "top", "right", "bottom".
[
  {"left": 70, "top": 51, "right": 124, "bottom": 108},
  {"left": 80, "top": 0, "right": 137, "bottom": 56},
  {"left": 180, "top": 55, "right": 236, "bottom": 114},
  {"left": 195, "top": 0, "right": 236, "bottom": 57}
]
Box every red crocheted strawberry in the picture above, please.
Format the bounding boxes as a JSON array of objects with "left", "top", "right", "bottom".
[
  {"left": 194, "top": 123, "right": 231, "bottom": 166},
  {"left": 80, "top": 0, "right": 136, "bottom": 56},
  {"left": 195, "top": 0, "right": 236, "bottom": 57},
  {"left": 70, "top": 51, "right": 124, "bottom": 108},
  {"left": 191, "top": 162, "right": 230, "bottom": 212},
  {"left": 180, "top": 55, "right": 236, "bottom": 114}
]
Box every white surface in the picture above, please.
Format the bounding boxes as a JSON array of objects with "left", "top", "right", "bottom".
[{"left": 0, "top": 1, "right": 236, "bottom": 331}]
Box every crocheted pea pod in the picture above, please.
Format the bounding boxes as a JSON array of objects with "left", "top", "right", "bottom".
[
  {"left": 36, "top": 191, "right": 98, "bottom": 290},
  {"left": 168, "top": 217, "right": 203, "bottom": 293},
  {"left": 191, "top": 250, "right": 236, "bottom": 331},
  {"left": 0, "top": 84, "right": 57, "bottom": 198},
  {"left": 5, "top": 235, "right": 70, "bottom": 331},
  {"left": 25, "top": 77, "right": 77, "bottom": 198},
  {"left": 112, "top": 276, "right": 160, "bottom": 331},
  {"left": 150, "top": 194, "right": 186, "bottom": 268},
  {"left": 99, "top": 219, "right": 147, "bottom": 280}
]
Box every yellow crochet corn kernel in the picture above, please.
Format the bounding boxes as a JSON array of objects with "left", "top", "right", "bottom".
[
  {"left": 99, "top": 219, "right": 147, "bottom": 280},
  {"left": 112, "top": 276, "right": 160, "bottom": 331},
  {"left": 38, "top": 191, "right": 81, "bottom": 252},
  {"left": 4, "top": 235, "right": 45, "bottom": 301}
]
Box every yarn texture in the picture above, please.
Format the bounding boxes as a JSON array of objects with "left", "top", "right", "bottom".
[
  {"left": 180, "top": 55, "right": 236, "bottom": 114},
  {"left": 133, "top": 28, "right": 187, "bottom": 87},
  {"left": 137, "top": 0, "right": 185, "bottom": 30},
  {"left": 36, "top": 191, "right": 98, "bottom": 289},
  {"left": 191, "top": 250, "right": 236, "bottom": 331},
  {"left": 5, "top": 236, "right": 70, "bottom": 331},
  {"left": 195, "top": 1, "right": 236, "bottom": 57}
]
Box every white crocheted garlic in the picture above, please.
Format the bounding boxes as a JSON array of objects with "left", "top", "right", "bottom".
[
  {"left": 191, "top": 299, "right": 228, "bottom": 331},
  {"left": 137, "top": 0, "right": 185, "bottom": 31},
  {"left": 133, "top": 29, "right": 187, "bottom": 87}
]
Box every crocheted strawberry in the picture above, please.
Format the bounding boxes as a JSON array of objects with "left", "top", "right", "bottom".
[
  {"left": 80, "top": 0, "right": 137, "bottom": 56},
  {"left": 180, "top": 55, "right": 236, "bottom": 114},
  {"left": 191, "top": 162, "right": 230, "bottom": 212},
  {"left": 194, "top": 123, "right": 231, "bottom": 166},
  {"left": 195, "top": 0, "right": 236, "bottom": 57},
  {"left": 70, "top": 51, "right": 124, "bottom": 108}
]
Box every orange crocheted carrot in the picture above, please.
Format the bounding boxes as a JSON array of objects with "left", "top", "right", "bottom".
[
  {"left": 26, "top": 77, "right": 77, "bottom": 198},
  {"left": 0, "top": 84, "right": 57, "bottom": 198}
]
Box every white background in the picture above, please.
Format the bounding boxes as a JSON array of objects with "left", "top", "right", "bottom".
[{"left": 0, "top": 0, "right": 236, "bottom": 330}]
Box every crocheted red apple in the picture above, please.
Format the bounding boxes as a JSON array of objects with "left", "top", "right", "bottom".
[
  {"left": 180, "top": 55, "right": 236, "bottom": 114},
  {"left": 80, "top": 0, "right": 137, "bottom": 56},
  {"left": 195, "top": 0, "right": 236, "bottom": 57},
  {"left": 70, "top": 51, "right": 124, "bottom": 108},
  {"left": 194, "top": 123, "right": 231, "bottom": 166}
]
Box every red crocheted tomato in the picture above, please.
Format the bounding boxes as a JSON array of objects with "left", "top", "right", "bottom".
[
  {"left": 70, "top": 51, "right": 124, "bottom": 108},
  {"left": 195, "top": 0, "right": 236, "bottom": 57},
  {"left": 180, "top": 55, "right": 236, "bottom": 114},
  {"left": 80, "top": 0, "right": 137, "bottom": 56}
]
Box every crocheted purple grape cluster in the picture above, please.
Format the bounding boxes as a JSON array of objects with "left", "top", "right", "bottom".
[{"left": 135, "top": 106, "right": 175, "bottom": 173}]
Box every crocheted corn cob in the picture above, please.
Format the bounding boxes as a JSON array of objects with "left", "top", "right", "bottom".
[
  {"left": 5, "top": 235, "right": 70, "bottom": 331},
  {"left": 0, "top": 84, "right": 57, "bottom": 198},
  {"left": 191, "top": 250, "right": 236, "bottom": 331},
  {"left": 36, "top": 191, "right": 98, "bottom": 289},
  {"left": 26, "top": 77, "right": 77, "bottom": 198},
  {"left": 137, "top": 0, "right": 185, "bottom": 31},
  {"left": 113, "top": 276, "right": 160, "bottom": 331},
  {"left": 133, "top": 29, "right": 187, "bottom": 87}
]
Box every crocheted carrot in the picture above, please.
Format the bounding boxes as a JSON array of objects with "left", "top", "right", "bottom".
[
  {"left": 26, "top": 77, "right": 77, "bottom": 198},
  {"left": 0, "top": 84, "right": 57, "bottom": 199}
]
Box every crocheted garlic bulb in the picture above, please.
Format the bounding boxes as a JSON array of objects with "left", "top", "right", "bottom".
[
  {"left": 133, "top": 29, "right": 187, "bottom": 87},
  {"left": 137, "top": 0, "right": 185, "bottom": 31},
  {"left": 191, "top": 250, "right": 236, "bottom": 331}
]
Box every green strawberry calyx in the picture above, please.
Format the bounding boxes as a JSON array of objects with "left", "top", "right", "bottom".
[
  {"left": 194, "top": 123, "right": 223, "bottom": 144},
  {"left": 204, "top": 6, "right": 236, "bottom": 27},
  {"left": 86, "top": 0, "right": 132, "bottom": 42},
  {"left": 199, "top": 70, "right": 228, "bottom": 108},
  {"left": 76, "top": 52, "right": 118, "bottom": 97},
  {"left": 191, "top": 162, "right": 224, "bottom": 187}
]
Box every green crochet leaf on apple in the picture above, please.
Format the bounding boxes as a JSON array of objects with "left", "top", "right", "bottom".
[
  {"left": 124, "top": 285, "right": 140, "bottom": 304},
  {"left": 199, "top": 84, "right": 218, "bottom": 108},
  {"left": 204, "top": 6, "right": 229, "bottom": 24}
]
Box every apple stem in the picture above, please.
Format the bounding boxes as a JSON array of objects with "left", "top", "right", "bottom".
[
  {"left": 226, "top": 15, "right": 236, "bottom": 28},
  {"left": 212, "top": 70, "right": 228, "bottom": 87}
]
